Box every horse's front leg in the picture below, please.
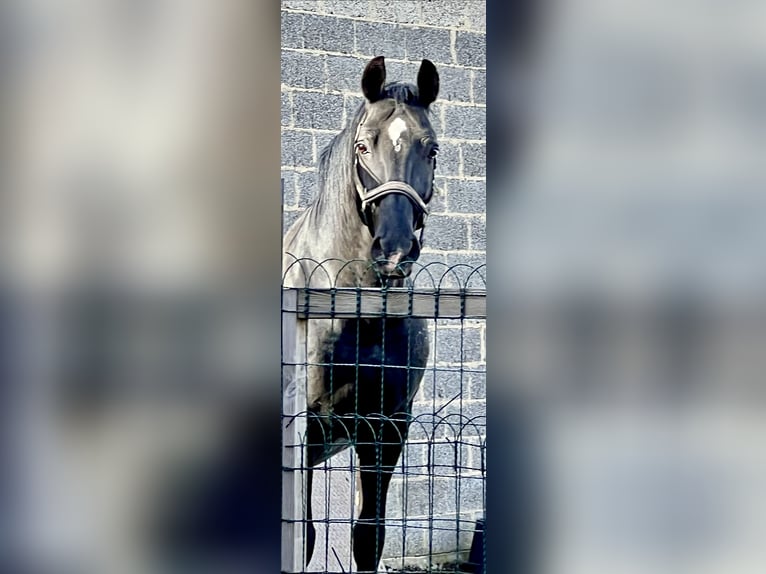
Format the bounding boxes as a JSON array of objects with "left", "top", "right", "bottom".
[
  {"left": 305, "top": 465, "right": 316, "bottom": 566},
  {"left": 353, "top": 421, "right": 407, "bottom": 573}
]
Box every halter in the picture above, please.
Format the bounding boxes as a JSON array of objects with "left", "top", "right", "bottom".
[{"left": 352, "top": 112, "right": 433, "bottom": 241}]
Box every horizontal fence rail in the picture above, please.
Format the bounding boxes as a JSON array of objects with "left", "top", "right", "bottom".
[{"left": 282, "top": 288, "right": 487, "bottom": 320}]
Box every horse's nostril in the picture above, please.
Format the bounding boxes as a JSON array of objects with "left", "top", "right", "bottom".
[
  {"left": 393, "top": 240, "right": 414, "bottom": 262},
  {"left": 371, "top": 237, "right": 384, "bottom": 260}
]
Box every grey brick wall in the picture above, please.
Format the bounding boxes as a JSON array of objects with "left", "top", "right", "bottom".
[{"left": 281, "top": 1, "right": 485, "bottom": 568}]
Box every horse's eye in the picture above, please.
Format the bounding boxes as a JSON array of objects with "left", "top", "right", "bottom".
[
  {"left": 428, "top": 148, "right": 438, "bottom": 159},
  {"left": 355, "top": 142, "right": 369, "bottom": 154}
]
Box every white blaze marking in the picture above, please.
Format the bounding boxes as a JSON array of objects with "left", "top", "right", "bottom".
[{"left": 388, "top": 117, "right": 407, "bottom": 152}]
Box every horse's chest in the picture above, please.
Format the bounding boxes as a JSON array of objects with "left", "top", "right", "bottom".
[{"left": 307, "top": 318, "right": 429, "bottom": 415}]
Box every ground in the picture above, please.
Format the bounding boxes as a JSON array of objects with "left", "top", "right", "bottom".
[{"left": 387, "top": 560, "right": 478, "bottom": 573}]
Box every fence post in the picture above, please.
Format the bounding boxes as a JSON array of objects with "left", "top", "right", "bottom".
[{"left": 282, "top": 288, "right": 307, "bottom": 572}]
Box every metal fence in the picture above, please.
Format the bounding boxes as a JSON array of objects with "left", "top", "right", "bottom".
[{"left": 281, "top": 261, "right": 486, "bottom": 573}]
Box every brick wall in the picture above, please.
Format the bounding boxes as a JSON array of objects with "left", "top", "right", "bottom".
[{"left": 281, "top": 1, "right": 485, "bottom": 568}]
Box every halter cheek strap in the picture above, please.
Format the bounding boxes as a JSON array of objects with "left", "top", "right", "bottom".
[{"left": 353, "top": 114, "right": 432, "bottom": 239}]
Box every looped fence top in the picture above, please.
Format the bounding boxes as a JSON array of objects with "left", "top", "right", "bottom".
[
  {"left": 283, "top": 256, "right": 486, "bottom": 290},
  {"left": 282, "top": 258, "right": 486, "bottom": 320}
]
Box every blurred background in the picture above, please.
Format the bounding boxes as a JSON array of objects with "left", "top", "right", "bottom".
[
  {"left": 489, "top": 1, "right": 766, "bottom": 573},
  {"left": 2, "top": 1, "right": 282, "bottom": 572},
  {"left": 3, "top": 0, "right": 766, "bottom": 572}
]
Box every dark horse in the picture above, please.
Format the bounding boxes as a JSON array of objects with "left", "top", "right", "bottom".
[{"left": 283, "top": 56, "right": 439, "bottom": 572}]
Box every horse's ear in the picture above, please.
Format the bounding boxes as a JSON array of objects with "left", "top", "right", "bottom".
[
  {"left": 362, "top": 56, "right": 386, "bottom": 102},
  {"left": 417, "top": 59, "right": 439, "bottom": 107}
]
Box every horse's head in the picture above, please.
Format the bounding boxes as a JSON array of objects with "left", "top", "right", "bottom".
[{"left": 354, "top": 56, "right": 440, "bottom": 278}]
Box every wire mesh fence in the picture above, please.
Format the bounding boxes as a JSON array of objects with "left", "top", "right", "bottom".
[{"left": 282, "top": 260, "right": 486, "bottom": 573}]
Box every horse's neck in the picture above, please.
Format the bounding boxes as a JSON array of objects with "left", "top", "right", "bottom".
[{"left": 283, "top": 185, "right": 375, "bottom": 288}]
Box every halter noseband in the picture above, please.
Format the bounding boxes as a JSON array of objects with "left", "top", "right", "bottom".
[{"left": 353, "top": 113, "right": 433, "bottom": 239}]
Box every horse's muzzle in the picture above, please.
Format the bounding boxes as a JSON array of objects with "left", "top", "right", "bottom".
[
  {"left": 371, "top": 236, "right": 420, "bottom": 277},
  {"left": 376, "top": 257, "right": 413, "bottom": 278}
]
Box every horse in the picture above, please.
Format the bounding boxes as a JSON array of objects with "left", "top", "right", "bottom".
[{"left": 282, "top": 55, "right": 439, "bottom": 572}]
